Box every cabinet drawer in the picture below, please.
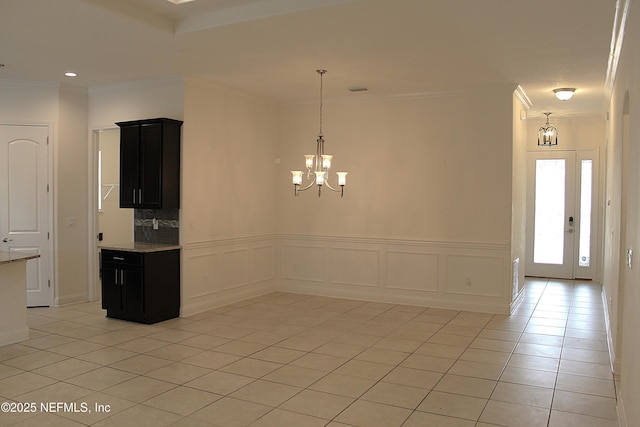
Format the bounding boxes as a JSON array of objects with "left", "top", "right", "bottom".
[{"left": 101, "top": 250, "right": 143, "bottom": 266}]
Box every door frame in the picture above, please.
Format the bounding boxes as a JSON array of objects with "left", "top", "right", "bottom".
[
  {"left": 0, "top": 122, "right": 55, "bottom": 307},
  {"left": 89, "top": 127, "right": 123, "bottom": 303},
  {"left": 525, "top": 148, "right": 600, "bottom": 280}
]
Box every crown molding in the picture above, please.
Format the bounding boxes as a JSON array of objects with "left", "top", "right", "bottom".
[{"left": 604, "top": 0, "right": 630, "bottom": 104}]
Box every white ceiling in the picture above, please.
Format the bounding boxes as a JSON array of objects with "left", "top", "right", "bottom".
[{"left": 0, "top": 0, "right": 617, "bottom": 120}]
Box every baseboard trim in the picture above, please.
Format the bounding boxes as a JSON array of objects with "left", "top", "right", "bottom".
[
  {"left": 277, "top": 281, "right": 510, "bottom": 314},
  {"left": 181, "top": 282, "right": 275, "bottom": 317},
  {"left": 601, "top": 286, "right": 619, "bottom": 376},
  {"left": 55, "top": 293, "right": 89, "bottom": 307},
  {"left": 617, "top": 390, "right": 628, "bottom": 427}
]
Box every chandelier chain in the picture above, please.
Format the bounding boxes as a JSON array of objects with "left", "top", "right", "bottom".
[{"left": 318, "top": 69, "right": 325, "bottom": 136}]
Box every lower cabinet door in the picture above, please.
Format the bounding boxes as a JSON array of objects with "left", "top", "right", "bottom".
[
  {"left": 122, "top": 267, "right": 144, "bottom": 321},
  {"left": 101, "top": 264, "right": 123, "bottom": 314}
]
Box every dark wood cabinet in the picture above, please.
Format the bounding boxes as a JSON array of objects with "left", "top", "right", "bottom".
[
  {"left": 101, "top": 249, "right": 180, "bottom": 324},
  {"left": 117, "top": 118, "right": 182, "bottom": 209}
]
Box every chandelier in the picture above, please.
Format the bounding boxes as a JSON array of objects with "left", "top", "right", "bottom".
[
  {"left": 291, "top": 69, "right": 348, "bottom": 197},
  {"left": 538, "top": 112, "right": 558, "bottom": 146}
]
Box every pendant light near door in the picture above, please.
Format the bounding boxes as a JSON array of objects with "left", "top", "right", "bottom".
[{"left": 538, "top": 112, "right": 559, "bottom": 146}]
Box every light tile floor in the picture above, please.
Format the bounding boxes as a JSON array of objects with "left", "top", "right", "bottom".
[{"left": 0, "top": 279, "right": 618, "bottom": 426}]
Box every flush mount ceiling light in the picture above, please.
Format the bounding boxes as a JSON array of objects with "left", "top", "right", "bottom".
[
  {"left": 166, "top": 0, "right": 197, "bottom": 4},
  {"left": 64, "top": 71, "right": 77, "bottom": 77},
  {"left": 538, "top": 112, "right": 559, "bottom": 146},
  {"left": 553, "top": 88, "right": 576, "bottom": 101},
  {"left": 291, "top": 70, "right": 348, "bottom": 197}
]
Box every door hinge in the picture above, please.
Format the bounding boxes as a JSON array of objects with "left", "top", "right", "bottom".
[
  {"left": 47, "top": 184, "right": 50, "bottom": 192},
  {"left": 48, "top": 279, "right": 51, "bottom": 288},
  {"left": 46, "top": 136, "right": 49, "bottom": 145},
  {"left": 47, "top": 232, "right": 50, "bottom": 240}
]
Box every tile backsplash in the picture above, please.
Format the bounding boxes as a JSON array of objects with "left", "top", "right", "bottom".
[{"left": 134, "top": 209, "right": 179, "bottom": 245}]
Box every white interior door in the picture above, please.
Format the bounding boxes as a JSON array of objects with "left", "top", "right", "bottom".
[
  {"left": 526, "top": 150, "right": 597, "bottom": 280},
  {"left": 0, "top": 124, "right": 51, "bottom": 307}
]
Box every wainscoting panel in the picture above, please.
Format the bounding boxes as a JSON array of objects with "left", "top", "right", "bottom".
[
  {"left": 280, "top": 244, "right": 325, "bottom": 283},
  {"left": 445, "top": 254, "right": 505, "bottom": 297},
  {"left": 181, "top": 235, "right": 276, "bottom": 316},
  {"left": 220, "top": 248, "right": 249, "bottom": 290},
  {"left": 277, "top": 235, "right": 513, "bottom": 314},
  {"left": 251, "top": 245, "right": 275, "bottom": 284},
  {"left": 386, "top": 250, "right": 439, "bottom": 292},
  {"left": 329, "top": 247, "right": 380, "bottom": 287}
]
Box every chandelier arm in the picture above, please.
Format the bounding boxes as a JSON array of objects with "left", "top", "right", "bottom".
[
  {"left": 323, "top": 181, "right": 340, "bottom": 192},
  {"left": 296, "top": 181, "right": 317, "bottom": 192}
]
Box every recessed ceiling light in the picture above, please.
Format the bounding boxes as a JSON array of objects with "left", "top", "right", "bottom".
[
  {"left": 65, "top": 71, "right": 77, "bottom": 77},
  {"left": 553, "top": 88, "right": 576, "bottom": 101},
  {"left": 166, "top": 0, "right": 197, "bottom": 4}
]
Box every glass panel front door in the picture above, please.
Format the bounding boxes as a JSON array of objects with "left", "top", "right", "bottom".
[
  {"left": 526, "top": 151, "right": 597, "bottom": 280},
  {"left": 533, "top": 159, "right": 566, "bottom": 265},
  {"left": 527, "top": 151, "right": 576, "bottom": 279}
]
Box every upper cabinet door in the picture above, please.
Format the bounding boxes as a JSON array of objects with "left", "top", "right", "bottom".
[
  {"left": 117, "top": 118, "right": 182, "bottom": 209},
  {"left": 119, "top": 125, "right": 140, "bottom": 208},
  {"left": 139, "top": 123, "right": 163, "bottom": 208}
]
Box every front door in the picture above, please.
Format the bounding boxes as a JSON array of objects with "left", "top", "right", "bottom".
[
  {"left": 0, "top": 124, "right": 51, "bottom": 306},
  {"left": 526, "top": 150, "right": 597, "bottom": 280}
]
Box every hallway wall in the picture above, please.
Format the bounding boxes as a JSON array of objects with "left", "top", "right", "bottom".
[{"left": 603, "top": 1, "right": 640, "bottom": 424}]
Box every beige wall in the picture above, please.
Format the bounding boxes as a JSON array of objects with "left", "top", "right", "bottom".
[
  {"left": 181, "top": 79, "right": 279, "bottom": 242},
  {"left": 511, "top": 90, "right": 530, "bottom": 302},
  {"left": 56, "top": 84, "right": 89, "bottom": 305},
  {"left": 88, "top": 77, "right": 185, "bottom": 129},
  {"left": 180, "top": 79, "right": 279, "bottom": 315},
  {"left": 603, "top": 1, "right": 640, "bottom": 424},
  {"left": 276, "top": 87, "right": 517, "bottom": 312},
  {"left": 277, "top": 89, "right": 514, "bottom": 242}
]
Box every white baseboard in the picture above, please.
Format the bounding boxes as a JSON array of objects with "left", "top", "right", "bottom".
[
  {"left": 55, "top": 292, "right": 89, "bottom": 307},
  {"left": 601, "top": 286, "right": 620, "bottom": 376},
  {"left": 277, "top": 281, "right": 510, "bottom": 314},
  {"left": 181, "top": 282, "right": 275, "bottom": 317},
  {"left": 617, "top": 390, "right": 628, "bottom": 427}
]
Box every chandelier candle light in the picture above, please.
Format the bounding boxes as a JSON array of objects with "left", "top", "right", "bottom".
[
  {"left": 291, "top": 69, "right": 348, "bottom": 197},
  {"left": 538, "top": 112, "right": 559, "bottom": 146}
]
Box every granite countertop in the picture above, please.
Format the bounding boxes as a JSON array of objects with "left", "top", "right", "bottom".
[
  {"left": 0, "top": 251, "right": 41, "bottom": 265},
  {"left": 98, "top": 242, "right": 181, "bottom": 253}
]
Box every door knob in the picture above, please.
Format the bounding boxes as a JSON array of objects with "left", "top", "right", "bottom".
[{"left": 2, "top": 237, "right": 13, "bottom": 242}]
